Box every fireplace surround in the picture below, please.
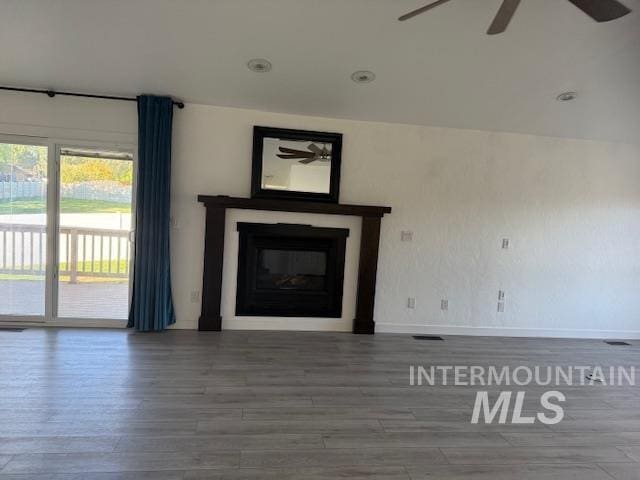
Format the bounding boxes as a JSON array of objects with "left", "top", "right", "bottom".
[
  {"left": 198, "top": 195, "right": 391, "bottom": 334},
  {"left": 235, "top": 222, "right": 349, "bottom": 318}
]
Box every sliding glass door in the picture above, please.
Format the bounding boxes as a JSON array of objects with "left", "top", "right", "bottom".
[
  {"left": 0, "top": 140, "right": 49, "bottom": 319},
  {"left": 0, "top": 135, "right": 134, "bottom": 324},
  {"left": 56, "top": 147, "right": 134, "bottom": 320}
]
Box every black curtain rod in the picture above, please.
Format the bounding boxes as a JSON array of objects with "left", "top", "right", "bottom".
[{"left": 0, "top": 86, "right": 185, "bottom": 109}]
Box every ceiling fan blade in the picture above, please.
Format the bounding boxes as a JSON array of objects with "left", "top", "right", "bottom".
[
  {"left": 298, "top": 158, "right": 317, "bottom": 164},
  {"left": 566, "top": 0, "right": 631, "bottom": 22},
  {"left": 278, "top": 147, "right": 306, "bottom": 155},
  {"left": 278, "top": 147, "right": 315, "bottom": 157},
  {"left": 307, "top": 143, "right": 322, "bottom": 154},
  {"left": 277, "top": 154, "right": 308, "bottom": 159},
  {"left": 398, "top": 0, "right": 453, "bottom": 21},
  {"left": 487, "top": 0, "right": 521, "bottom": 34}
]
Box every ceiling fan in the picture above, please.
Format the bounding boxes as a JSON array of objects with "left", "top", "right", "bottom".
[
  {"left": 277, "top": 144, "right": 332, "bottom": 164},
  {"left": 398, "top": 0, "right": 631, "bottom": 35}
]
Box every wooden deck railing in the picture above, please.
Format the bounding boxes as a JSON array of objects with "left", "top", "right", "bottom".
[{"left": 0, "top": 224, "right": 131, "bottom": 282}]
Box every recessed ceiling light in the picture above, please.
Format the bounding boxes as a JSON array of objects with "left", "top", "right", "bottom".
[
  {"left": 556, "top": 91, "right": 578, "bottom": 102},
  {"left": 351, "top": 70, "right": 376, "bottom": 84},
  {"left": 247, "top": 58, "right": 272, "bottom": 73}
]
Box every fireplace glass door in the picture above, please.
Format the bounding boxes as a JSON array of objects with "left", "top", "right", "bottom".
[
  {"left": 256, "top": 249, "right": 327, "bottom": 292},
  {"left": 236, "top": 223, "right": 348, "bottom": 318}
]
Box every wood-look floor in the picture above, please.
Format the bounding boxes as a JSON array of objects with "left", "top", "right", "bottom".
[{"left": 0, "top": 328, "right": 638, "bottom": 479}]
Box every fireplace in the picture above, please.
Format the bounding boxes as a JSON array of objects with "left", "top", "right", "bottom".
[
  {"left": 235, "top": 222, "right": 349, "bottom": 317},
  {"left": 198, "top": 195, "right": 391, "bottom": 333}
]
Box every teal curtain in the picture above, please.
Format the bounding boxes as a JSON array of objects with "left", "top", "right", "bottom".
[{"left": 128, "top": 95, "right": 176, "bottom": 331}]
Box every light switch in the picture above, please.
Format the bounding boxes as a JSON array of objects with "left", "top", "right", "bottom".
[{"left": 401, "top": 231, "right": 414, "bottom": 242}]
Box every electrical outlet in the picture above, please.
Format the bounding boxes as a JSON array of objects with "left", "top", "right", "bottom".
[
  {"left": 441, "top": 299, "right": 448, "bottom": 311},
  {"left": 190, "top": 290, "right": 200, "bottom": 303},
  {"left": 401, "top": 231, "right": 414, "bottom": 242},
  {"left": 502, "top": 238, "right": 510, "bottom": 249},
  {"left": 498, "top": 290, "right": 505, "bottom": 301},
  {"left": 407, "top": 297, "right": 416, "bottom": 309},
  {"left": 497, "top": 302, "right": 505, "bottom": 313}
]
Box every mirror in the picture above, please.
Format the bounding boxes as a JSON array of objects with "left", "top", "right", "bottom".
[
  {"left": 251, "top": 127, "right": 342, "bottom": 203},
  {"left": 262, "top": 138, "right": 332, "bottom": 194}
]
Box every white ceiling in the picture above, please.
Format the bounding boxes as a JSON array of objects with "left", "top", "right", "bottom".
[{"left": 1, "top": 0, "right": 639, "bottom": 143}]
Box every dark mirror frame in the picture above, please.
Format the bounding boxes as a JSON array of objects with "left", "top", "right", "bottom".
[{"left": 251, "top": 126, "right": 342, "bottom": 203}]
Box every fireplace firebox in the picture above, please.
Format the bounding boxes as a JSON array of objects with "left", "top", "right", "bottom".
[{"left": 236, "top": 223, "right": 349, "bottom": 317}]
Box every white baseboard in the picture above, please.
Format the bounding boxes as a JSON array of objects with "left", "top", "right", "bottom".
[
  {"left": 4, "top": 316, "right": 636, "bottom": 340},
  {"left": 376, "top": 323, "right": 640, "bottom": 340}
]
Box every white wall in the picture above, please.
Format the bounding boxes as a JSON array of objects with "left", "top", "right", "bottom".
[{"left": 2, "top": 91, "right": 640, "bottom": 338}]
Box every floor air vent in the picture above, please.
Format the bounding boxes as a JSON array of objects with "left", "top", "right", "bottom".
[
  {"left": 605, "top": 341, "right": 631, "bottom": 346},
  {"left": 413, "top": 335, "right": 444, "bottom": 341},
  {"left": 0, "top": 327, "right": 25, "bottom": 332}
]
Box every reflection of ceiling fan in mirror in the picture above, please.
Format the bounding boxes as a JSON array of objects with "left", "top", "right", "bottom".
[
  {"left": 398, "top": 0, "right": 631, "bottom": 35},
  {"left": 277, "top": 143, "right": 332, "bottom": 164}
]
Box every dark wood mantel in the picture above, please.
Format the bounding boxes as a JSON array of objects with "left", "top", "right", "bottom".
[
  {"left": 198, "top": 195, "right": 391, "bottom": 217},
  {"left": 198, "top": 195, "right": 391, "bottom": 334}
]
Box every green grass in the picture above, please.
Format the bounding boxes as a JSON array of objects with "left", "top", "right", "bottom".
[
  {"left": 0, "top": 273, "right": 44, "bottom": 281},
  {"left": 67, "top": 259, "right": 129, "bottom": 274},
  {"left": 0, "top": 260, "right": 129, "bottom": 282},
  {"left": 0, "top": 198, "right": 130, "bottom": 214}
]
